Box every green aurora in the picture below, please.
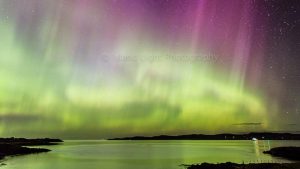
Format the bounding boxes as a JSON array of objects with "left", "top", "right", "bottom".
[{"left": 0, "top": 0, "right": 299, "bottom": 139}]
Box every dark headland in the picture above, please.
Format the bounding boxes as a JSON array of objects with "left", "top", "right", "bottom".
[
  {"left": 264, "top": 147, "right": 300, "bottom": 161},
  {"left": 185, "top": 162, "right": 300, "bottom": 169},
  {"left": 183, "top": 147, "right": 300, "bottom": 169},
  {"left": 109, "top": 132, "right": 300, "bottom": 140},
  {"left": 0, "top": 138, "right": 63, "bottom": 160}
]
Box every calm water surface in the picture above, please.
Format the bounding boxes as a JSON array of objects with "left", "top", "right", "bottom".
[{"left": 2, "top": 140, "right": 300, "bottom": 169}]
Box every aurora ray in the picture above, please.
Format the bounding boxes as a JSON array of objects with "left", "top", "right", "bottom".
[{"left": 0, "top": 0, "right": 299, "bottom": 139}]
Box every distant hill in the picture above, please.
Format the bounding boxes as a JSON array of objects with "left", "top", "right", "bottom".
[
  {"left": 109, "top": 132, "right": 300, "bottom": 140},
  {"left": 0, "top": 137, "right": 63, "bottom": 146}
]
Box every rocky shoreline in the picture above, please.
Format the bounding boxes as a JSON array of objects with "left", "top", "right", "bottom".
[
  {"left": 0, "top": 138, "right": 63, "bottom": 160},
  {"left": 185, "top": 147, "right": 300, "bottom": 169},
  {"left": 185, "top": 162, "right": 300, "bottom": 169},
  {"left": 264, "top": 147, "right": 300, "bottom": 161},
  {"left": 0, "top": 144, "right": 50, "bottom": 160}
]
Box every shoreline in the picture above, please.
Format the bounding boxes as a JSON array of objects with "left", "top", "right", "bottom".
[
  {"left": 109, "top": 132, "right": 300, "bottom": 140},
  {"left": 264, "top": 147, "right": 300, "bottom": 161},
  {"left": 185, "top": 146, "right": 300, "bottom": 169},
  {"left": 0, "top": 138, "right": 63, "bottom": 161},
  {"left": 185, "top": 162, "right": 300, "bottom": 169},
  {"left": 0, "top": 144, "right": 50, "bottom": 160},
  {"left": 1, "top": 139, "right": 300, "bottom": 169}
]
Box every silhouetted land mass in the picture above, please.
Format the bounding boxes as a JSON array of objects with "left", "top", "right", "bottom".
[
  {"left": 109, "top": 132, "right": 300, "bottom": 140},
  {"left": 0, "top": 138, "right": 63, "bottom": 160},
  {"left": 0, "top": 144, "right": 50, "bottom": 160},
  {"left": 0, "top": 138, "right": 63, "bottom": 146},
  {"left": 185, "top": 162, "right": 300, "bottom": 169},
  {"left": 264, "top": 147, "right": 300, "bottom": 161},
  {"left": 185, "top": 146, "right": 300, "bottom": 169}
]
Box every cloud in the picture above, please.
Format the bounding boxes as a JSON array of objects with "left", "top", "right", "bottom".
[
  {"left": 119, "top": 100, "right": 181, "bottom": 119},
  {"left": 0, "top": 113, "right": 41, "bottom": 124},
  {"left": 287, "top": 123, "right": 297, "bottom": 126},
  {"left": 232, "top": 122, "right": 262, "bottom": 126}
]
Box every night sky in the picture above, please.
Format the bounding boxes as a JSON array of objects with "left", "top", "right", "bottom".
[{"left": 0, "top": 0, "right": 299, "bottom": 139}]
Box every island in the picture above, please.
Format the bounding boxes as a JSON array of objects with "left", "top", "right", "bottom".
[
  {"left": 0, "top": 138, "right": 63, "bottom": 160},
  {"left": 109, "top": 132, "right": 300, "bottom": 140}
]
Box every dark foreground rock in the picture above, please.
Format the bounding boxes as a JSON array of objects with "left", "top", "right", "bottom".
[
  {"left": 0, "top": 144, "right": 50, "bottom": 159},
  {"left": 186, "top": 162, "right": 300, "bottom": 169},
  {"left": 186, "top": 147, "right": 300, "bottom": 169},
  {"left": 0, "top": 138, "right": 63, "bottom": 160},
  {"left": 264, "top": 147, "right": 300, "bottom": 161},
  {"left": 0, "top": 144, "right": 50, "bottom": 160}
]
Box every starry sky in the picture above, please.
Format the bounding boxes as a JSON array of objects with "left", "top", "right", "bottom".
[{"left": 0, "top": 0, "right": 299, "bottom": 139}]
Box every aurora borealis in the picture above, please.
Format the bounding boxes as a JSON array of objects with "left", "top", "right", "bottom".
[{"left": 0, "top": 0, "right": 299, "bottom": 139}]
